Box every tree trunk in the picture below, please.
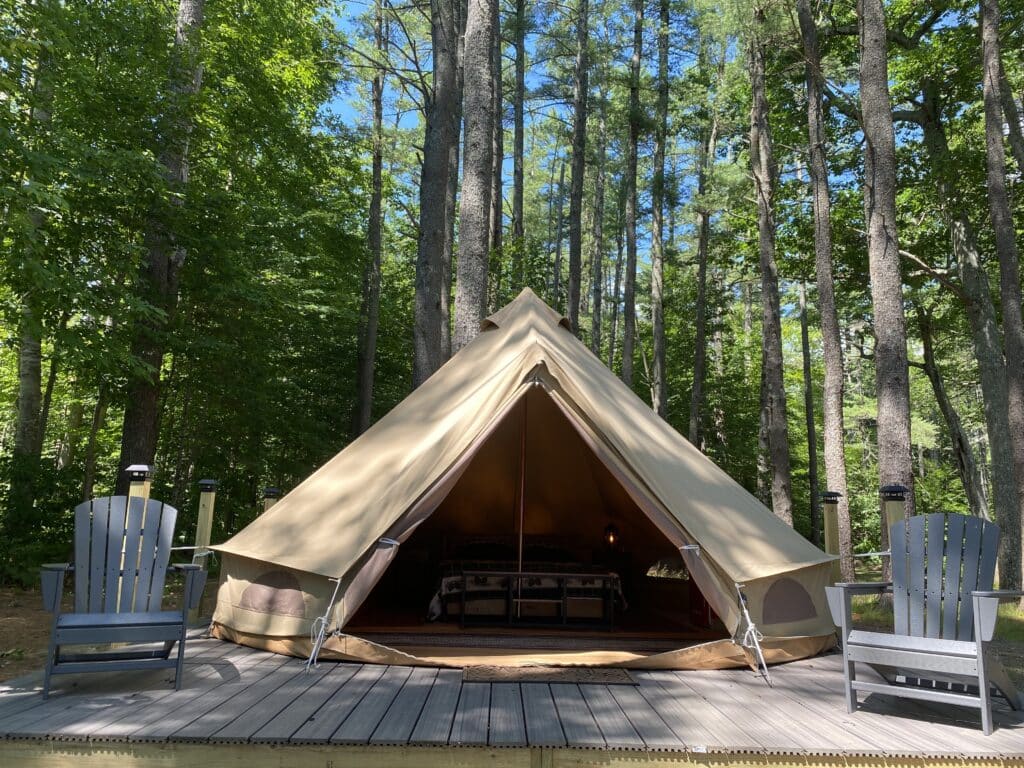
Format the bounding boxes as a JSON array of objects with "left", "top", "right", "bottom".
[
  {"left": 799, "top": 283, "right": 822, "bottom": 545},
  {"left": 749, "top": 8, "right": 793, "bottom": 525},
  {"left": 116, "top": 0, "right": 205, "bottom": 493},
  {"left": 797, "top": 0, "right": 853, "bottom": 578},
  {"left": 57, "top": 399, "right": 85, "bottom": 472},
  {"left": 453, "top": 0, "right": 496, "bottom": 352},
  {"left": 552, "top": 161, "right": 566, "bottom": 304},
  {"left": 981, "top": 0, "right": 1024, "bottom": 590},
  {"left": 353, "top": 0, "right": 387, "bottom": 436},
  {"left": 916, "top": 80, "right": 1019, "bottom": 564},
  {"left": 687, "top": 42, "right": 719, "bottom": 448},
  {"left": 998, "top": 58, "right": 1024, "bottom": 175},
  {"left": 622, "top": 0, "right": 642, "bottom": 388},
  {"left": 512, "top": 0, "right": 526, "bottom": 255},
  {"left": 650, "top": 0, "right": 669, "bottom": 416},
  {"left": 488, "top": 0, "right": 503, "bottom": 303},
  {"left": 608, "top": 182, "right": 625, "bottom": 371},
  {"left": 590, "top": 90, "right": 607, "bottom": 356},
  {"left": 566, "top": 0, "right": 589, "bottom": 335},
  {"left": 917, "top": 309, "right": 989, "bottom": 520},
  {"left": 10, "top": 305, "right": 43, "bottom": 533},
  {"left": 82, "top": 387, "right": 109, "bottom": 500},
  {"left": 858, "top": 0, "right": 915, "bottom": 515},
  {"left": 413, "top": 0, "right": 460, "bottom": 385}
]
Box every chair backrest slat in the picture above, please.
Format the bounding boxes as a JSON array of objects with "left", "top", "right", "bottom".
[
  {"left": 891, "top": 517, "right": 910, "bottom": 635},
  {"left": 924, "top": 514, "right": 945, "bottom": 638},
  {"left": 73, "top": 500, "right": 92, "bottom": 613},
  {"left": 71, "top": 495, "right": 178, "bottom": 615},
  {"left": 117, "top": 497, "right": 146, "bottom": 612},
  {"left": 907, "top": 515, "right": 926, "bottom": 636},
  {"left": 941, "top": 514, "right": 965, "bottom": 638},
  {"left": 103, "top": 496, "right": 129, "bottom": 612},
  {"left": 135, "top": 499, "right": 177, "bottom": 612},
  {"left": 958, "top": 516, "right": 984, "bottom": 640},
  {"left": 892, "top": 513, "right": 999, "bottom": 642},
  {"left": 88, "top": 498, "right": 111, "bottom": 612}
]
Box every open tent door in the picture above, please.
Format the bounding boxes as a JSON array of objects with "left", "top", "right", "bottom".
[{"left": 341, "top": 385, "right": 729, "bottom": 663}]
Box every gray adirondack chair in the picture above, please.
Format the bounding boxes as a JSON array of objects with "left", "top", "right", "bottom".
[
  {"left": 40, "top": 495, "right": 207, "bottom": 698},
  {"left": 826, "top": 513, "right": 1022, "bottom": 734}
]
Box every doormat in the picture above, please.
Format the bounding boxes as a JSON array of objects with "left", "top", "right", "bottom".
[{"left": 463, "top": 665, "right": 634, "bottom": 684}]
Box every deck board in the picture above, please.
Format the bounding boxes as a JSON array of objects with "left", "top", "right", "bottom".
[
  {"left": 0, "top": 637, "right": 1021, "bottom": 759},
  {"left": 449, "top": 681, "right": 490, "bottom": 745},
  {"left": 488, "top": 683, "right": 527, "bottom": 746},
  {"left": 290, "top": 664, "right": 384, "bottom": 743},
  {"left": 549, "top": 684, "right": 604, "bottom": 748},
  {"left": 370, "top": 666, "right": 437, "bottom": 744},
  {"left": 408, "top": 668, "right": 462, "bottom": 745}
]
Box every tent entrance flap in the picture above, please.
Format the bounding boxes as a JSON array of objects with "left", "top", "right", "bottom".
[{"left": 344, "top": 386, "right": 729, "bottom": 651}]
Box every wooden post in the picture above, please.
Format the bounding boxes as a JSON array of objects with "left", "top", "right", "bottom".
[
  {"left": 189, "top": 479, "right": 217, "bottom": 623},
  {"left": 821, "top": 490, "right": 842, "bottom": 584},
  {"left": 881, "top": 484, "right": 908, "bottom": 586},
  {"left": 262, "top": 487, "right": 281, "bottom": 514},
  {"left": 126, "top": 464, "right": 153, "bottom": 502}
]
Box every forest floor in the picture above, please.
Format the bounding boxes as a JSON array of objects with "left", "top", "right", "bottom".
[{"left": 2, "top": 584, "right": 1022, "bottom": 689}]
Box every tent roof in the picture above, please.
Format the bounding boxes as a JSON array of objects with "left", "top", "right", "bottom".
[{"left": 212, "top": 288, "right": 832, "bottom": 583}]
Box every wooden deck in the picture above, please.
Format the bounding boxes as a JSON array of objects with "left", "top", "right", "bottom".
[{"left": 1, "top": 634, "right": 1022, "bottom": 767}]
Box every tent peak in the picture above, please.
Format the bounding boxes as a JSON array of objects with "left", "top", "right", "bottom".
[{"left": 482, "top": 288, "right": 572, "bottom": 332}]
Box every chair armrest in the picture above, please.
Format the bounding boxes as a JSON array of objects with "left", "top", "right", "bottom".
[
  {"left": 171, "top": 564, "right": 208, "bottom": 613},
  {"left": 834, "top": 581, "right": 892, "bottom": 593},
  {"left": 972, "top": 590, "right": 1023, "bottom": 642},
  {"left": 39, "top": 564, "right": 72, "bottom": 613},
  {"left": 972, "top": 590, "right": 1024, "bottom": 600}
]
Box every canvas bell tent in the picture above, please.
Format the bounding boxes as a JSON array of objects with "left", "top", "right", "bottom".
[{"left": 210, "top": 289, "right": 836, "bottom": 668}]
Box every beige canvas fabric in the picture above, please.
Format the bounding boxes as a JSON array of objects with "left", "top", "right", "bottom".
[{"left": 210, "top": 288, "right": 837, "bottom": 667}]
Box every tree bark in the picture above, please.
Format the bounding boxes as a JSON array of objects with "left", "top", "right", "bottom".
[
  {"left": 590, "top": 90, "right": 607, "bottom": 356},
  {"left": 414, "top": 0, "right": 461, "bottom": 385},
  {"left": 453, "top": 0, "right": 496, "bottom": 352},
  {"left": 858, "top": 0, "right": 915, "bottom": 515},
  {"left": 650, "top": 0, "right": 669, "bottom": 416},
  {"left": 998, "top": 58, "right": 1024, "bottom": 176},
  {"left": 687, "top": 41, "right": 719, "bottom": 448},
  {"left": 915, "top": 79, "right": 1019, "bottom": 561},
  {"left": 622, "top": 0, "right": 642, "bottom": 388},
  {"left": 799, "top": 283, "right": 821, "bottom": 545},
  {"left": 566, "top": 0, "right": 589, "bottom": 335},
  {"left": 552, "top": 161, "right": 566, "bottom": 304},
  {"left": 116, "top": 0, "right": 205, "bottom": 492},
  {"left": 749, "top": 7, "right": 793, "bottom": 525},
  {"left": 488, "top": 0, "right": 503, "bottom": 295},
  {"left": 353, "top": 0, "right": 387, "bottom": 435},
  {"left": 917, "top": 308, "right": 989, "bottom": 520},
  {"left": 797, "top": 0, "right": 853, "bottom": 578},
  {"left": 511, "top": 0, "right": 526, "bottom": 253},
  {"left": 981, "top": 0, "right": 1024, "bottom": 590},
  {"left": 82, "top": 386, "right": 109, "bottom": 500},
  {"left": 608, "top": 181, "right": 625, "bottom": 371}
]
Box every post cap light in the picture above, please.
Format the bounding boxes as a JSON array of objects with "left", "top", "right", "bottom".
[
  {"left": 126, "top": 464, "right": 153, "bottom": 481},
  {"left": 880, "top": 484, "right": 908, "bottom": 501},
  {"left": 198, "top": 479, "right": 219, "bottom": 493},
  {"left": 821, "top": 491, "right": 843, "bottom": 503},
  {"left": 263, "top": 487, "right": 281, "bottom": 500}
]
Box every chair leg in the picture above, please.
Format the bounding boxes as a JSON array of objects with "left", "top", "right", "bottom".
[
  {"left": 174, "top": 626, "right": 187, "bottom": 691},
  {"left": 843, "top": 654, "right": 857, "bottom": 713},
  {"left": 42, "top": 633, "right": 58, "bottom": 700},
  {"left": 978, "top": 653, "right": 994, "bottom": 735}
]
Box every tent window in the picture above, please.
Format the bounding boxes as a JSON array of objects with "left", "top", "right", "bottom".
[
  {"left": 762, "top": 577, "right": 817, "bottom": 624},
  {"left": 239, "top": 570, "right": 307, "bottom": 617}
]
